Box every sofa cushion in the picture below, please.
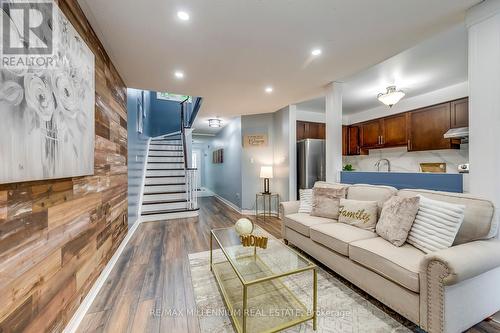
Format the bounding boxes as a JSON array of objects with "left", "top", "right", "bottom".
[
  {"left": 313, "top": 181, "right": 349, "bottom": 189},
  {"left": 283, "top": 213, "right": 334, "bottom": 237},
  {"left": 376, "top": 196, "right": 420, "bottom": 246},
  {"left": 407, "top": 195, "right": 465, "bottom": 253},
  {"left": 397, "top": 189, "right": 495, "bottom": 245},
  {"left": 338, "top": 198, "right": 379, "bottom": 231},
  {"left": 349, "top": 237, "right": 425, "bottom": 292},
  {"left": 310, "top": 223, "right": 377, "bottom": 256},
  {"left": 298, "top": 189, "right": 313, "bottom": 213},
  {"left": 311, "top": 186, "right": 347, "bottom": 219},
  {"left": 347, "top": 184, "right": 397, "bottom": 216}
]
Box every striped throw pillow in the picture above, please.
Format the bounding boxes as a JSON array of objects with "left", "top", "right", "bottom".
[
  {"left": 298, "top": 189, "right": 313, "bottom": 214},
  {"left": 407, "top": 195, "right": 465, "bottom": 253}
]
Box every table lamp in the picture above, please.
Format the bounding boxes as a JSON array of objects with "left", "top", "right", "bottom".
[{"left": 260, "top": 166, "right": 273, "bottom": 194}]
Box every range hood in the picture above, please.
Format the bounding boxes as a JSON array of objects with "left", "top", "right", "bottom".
[{"left": 444, "top": 127, "right": 469, "bottom": 139}]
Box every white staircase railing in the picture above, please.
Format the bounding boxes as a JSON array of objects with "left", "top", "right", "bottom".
[
  {"left": 180, "top": 97, "right": 199, "bottom": 212},
  {"left": 185, "top": 168, "right": 198, "bottom": 210}
]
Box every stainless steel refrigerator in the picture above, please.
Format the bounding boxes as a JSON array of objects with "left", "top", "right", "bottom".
[{"left": 297, "top": 139, "right": 326, "bottom": 190}]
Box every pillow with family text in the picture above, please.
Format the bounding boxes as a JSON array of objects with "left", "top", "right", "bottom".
[{"left": 338, "top": 198, "right": 378, "bottom": 231}]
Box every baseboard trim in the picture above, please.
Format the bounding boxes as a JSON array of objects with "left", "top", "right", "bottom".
[
  {"left": 140, "top": 210, "right": 199, "bottom": 222},
  {"left": 213, "top": 194, "right": 241, "bottom": 213},
  {"left": 241, "top": 209, "right": 278, "bottom": 216},
  {"left": 63, "top": 219, "right": 142, "bottom": 333}
]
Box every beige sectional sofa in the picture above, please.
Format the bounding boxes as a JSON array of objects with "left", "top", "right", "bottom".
[{"left": 280, "top": 184, "right": 500, "bottom": 333}]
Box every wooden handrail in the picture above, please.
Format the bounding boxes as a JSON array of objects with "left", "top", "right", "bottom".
[{"left": 187, "top": 97, "right": 203, "bottom": 128}]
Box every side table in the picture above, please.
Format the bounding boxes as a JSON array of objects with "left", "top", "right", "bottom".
[{"left": 255, "top": 193, "right": 280, "bottom": 219}]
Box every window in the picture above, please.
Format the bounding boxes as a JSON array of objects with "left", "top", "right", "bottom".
[{"left": 156, "top": 92, "right": 192, "bottom": 103}]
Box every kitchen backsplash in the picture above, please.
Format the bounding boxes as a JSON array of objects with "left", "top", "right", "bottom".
[{"left": 343, "top": 145, "right": 468, "bottom": 174}]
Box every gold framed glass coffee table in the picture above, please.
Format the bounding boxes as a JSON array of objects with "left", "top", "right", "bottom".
[{"left": 210, "top": 225, "right": 317, "bottom": 333}]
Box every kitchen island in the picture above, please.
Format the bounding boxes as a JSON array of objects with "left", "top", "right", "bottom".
[{"left": 340, "top": 171, "right": 463, "bottom": 193}]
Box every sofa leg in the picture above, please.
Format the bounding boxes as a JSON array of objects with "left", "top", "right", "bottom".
[{"left": 284, "top": 239, "right": 289, "bottom": 245}]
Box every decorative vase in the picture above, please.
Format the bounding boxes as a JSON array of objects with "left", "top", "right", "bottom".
[{"left": 234, "top": 218, "right": 254, "bottom": 236}]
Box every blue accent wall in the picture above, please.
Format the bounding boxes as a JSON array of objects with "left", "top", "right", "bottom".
[
  {"left": 241, "top": 113, "right": 275, "bottom": 211},
  {"left": 204, "top": 117, "right": 243, "bottom": 208},
  {"left": 340, "top": 171, "right": 463, "bottom": 193},
  {"left": 148, "top": 93, "right": 182, "bottom": 137}
]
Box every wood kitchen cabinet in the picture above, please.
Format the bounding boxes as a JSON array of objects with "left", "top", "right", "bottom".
[
  {"left": 296, "top": 121, "right": 326, "bottom": 141},
  {"left": 296, "top": 121, "right": 307, "bottom": 140},
  {"left": 382, "top": 113, "right": 407, "bottom": 147},
  {"left": 360, "top": 115, "right": 407, "bottom": 149},
  {"left": 348, "top": 125, "right": 361, "bottom": 155},
  {"left": 342, "top": 125, "right": 361, "bottom": 155},
  {"left": 350, "top": 98, "right": 465, "bottom": 152},
  {"left": 407, "top": 102, "right": 459, "bottom": 151},
  {"left": 360, "top": 120, "right": 383, "bottom": 149},
  {"left": 451, "top": 98, "right": 469, "bottom": 128},
  {"left": 342, "top": 126, "right": 348, "bottom": 155}
]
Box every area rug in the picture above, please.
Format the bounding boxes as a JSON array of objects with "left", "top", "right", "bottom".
[{"left": 189, "top": 249, "right": 414, "bottom": 333}]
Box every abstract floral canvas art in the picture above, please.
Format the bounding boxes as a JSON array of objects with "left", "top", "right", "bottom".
[{"left": 0, "top": 3, "right": 95, "bottom": 184}]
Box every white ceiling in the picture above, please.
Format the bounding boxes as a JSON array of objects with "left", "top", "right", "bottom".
[
  {"left": 296, "top": 24, "right": 468, "bottom": 114},
  {"left": 78, "top": 0, "right": 478, "bottom": 131}
]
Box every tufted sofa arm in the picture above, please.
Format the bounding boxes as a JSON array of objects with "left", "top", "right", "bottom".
[
  {"left": 279, "top": 201, "right": 300, "bottom": 238},
  {"left": 280, "top": 201, "right": 300, "bottom": 217},
  {"left": 421, "top": 240, "right": 500, "bottom": 285},
  {"left": 419, "top": 239, "right": 500, "bottom": 333}
]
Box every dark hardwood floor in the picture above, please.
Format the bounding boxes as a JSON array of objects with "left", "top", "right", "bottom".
[
  {"left": 77, "top": 196, "right": 500, "bottom": 333},
  {"left": 77, "top": 196, "right": 281, "bottom": 333}
]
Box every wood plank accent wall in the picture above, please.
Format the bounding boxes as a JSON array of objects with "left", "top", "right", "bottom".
[{"left": 0, "top": 1, "right": 128, "bottom": 332}]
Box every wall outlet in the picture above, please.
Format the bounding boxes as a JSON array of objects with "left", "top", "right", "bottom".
[{"left": 236, "top": 193, "right": 240, "bottom": 199}]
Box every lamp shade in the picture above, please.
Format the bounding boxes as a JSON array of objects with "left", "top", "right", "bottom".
[{"left": 260, "top": 166, "right": 273, "bottom": 179}]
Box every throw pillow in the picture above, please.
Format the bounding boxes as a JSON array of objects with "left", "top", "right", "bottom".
[
  {"left": 310, "top": 186, "right": 347, "bottom": 219},
  {"left": 407, "top": 195, "right": 465, "bottom": 253},
  {"left": 298, "top": 189, "right": 313, "bottom": 214},
  {"left": 376, "top": 196, "right": 420, "bottom": 246},
  {"left": 313, "top": 181, "right": 347, "bottom": 189},
  {"left": 338, "top": 199, "right": 378, "bottom": 231}
]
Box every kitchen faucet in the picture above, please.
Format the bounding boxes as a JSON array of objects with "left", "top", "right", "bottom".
[{"left": 375, "top": 158, "right": 391, "bottom": 172}]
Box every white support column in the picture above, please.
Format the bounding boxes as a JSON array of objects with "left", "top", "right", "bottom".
[
  {"left": 325, "top": 82, "right": 343, "bottom": 183},
  {"left": 466, "top": 0, "right": 500, "bottom": 238},
  {"left": 288, "top": 104, "right": 298, "bottom": 200}
]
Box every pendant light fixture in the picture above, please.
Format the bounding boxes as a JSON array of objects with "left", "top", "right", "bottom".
[
  {"left": 208, "top": 118, "right": 222, "bottom": 128},
  {"left": 377, "top": 86, "right": 405, "bottom": 107}
]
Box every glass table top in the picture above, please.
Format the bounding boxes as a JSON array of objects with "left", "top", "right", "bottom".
[{"left": 211, "top": 225, "right": 315, "bottom": 284}]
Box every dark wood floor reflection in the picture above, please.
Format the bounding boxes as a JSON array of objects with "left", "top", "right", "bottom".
[{"left": 77, "top": 196, "right": 281, "bottom": 333}]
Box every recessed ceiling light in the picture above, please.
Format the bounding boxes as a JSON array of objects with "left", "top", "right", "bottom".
[
  {"left": 174, "top": 70, "right": 184, "bottom": 79},
  {"left": 177, "top": 11, "right": 190, "bottom": 21},
  {"left": 265, "top": 86, "right": 273, "bottom": 93},
  {"left": 311, "top": 48, "right": 322, "bottom": 56}
]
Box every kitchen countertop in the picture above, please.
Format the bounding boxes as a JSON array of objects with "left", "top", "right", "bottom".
[{"left": 340, "top": 171, "right": 463, "bottom": 193}]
